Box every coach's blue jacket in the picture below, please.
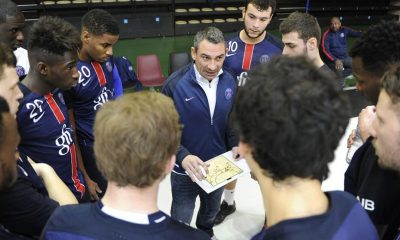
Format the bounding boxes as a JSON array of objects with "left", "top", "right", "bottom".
[
  {"left": 162, "top": 63, "right": 238, "bottom": 174},
  {"left": 322, "top": 27, "right": 362, "bottom": 62}
]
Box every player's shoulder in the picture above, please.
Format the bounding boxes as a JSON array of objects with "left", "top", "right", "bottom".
[
  {"left": 225, "top": 31, "right": 240, "bottom": 41},
  {"left": 48, "top": 203, "right": 94, "bottom": 227}
]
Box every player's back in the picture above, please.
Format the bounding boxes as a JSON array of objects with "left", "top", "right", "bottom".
[{"left": 42, "top": 202, "right": 211, "bottom": 240}]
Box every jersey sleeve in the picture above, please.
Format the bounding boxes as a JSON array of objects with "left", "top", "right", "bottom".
[
  {"left": 113, "top": 64, "right": 124, "bottom": 98},
  {"left": 344, "top": 27, "right": 363, "bottom": 38},
  {"left": 321, "top": 30, "right": 336, "bottom": 62}
]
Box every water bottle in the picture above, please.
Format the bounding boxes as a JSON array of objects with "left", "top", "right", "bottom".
[{"left": 346, "top": 127, "right": 363, "bottom": 164}]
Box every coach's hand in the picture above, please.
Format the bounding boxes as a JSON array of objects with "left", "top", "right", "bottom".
[
  {"left": 182, "top": 155, "right": 209, "bottom": 182},
  {"left": 335, "top": 59, "right": 344, "bottom": 70}
]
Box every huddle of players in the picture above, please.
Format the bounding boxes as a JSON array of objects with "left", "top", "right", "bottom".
[{"left": 0, "top": 0, "right": 399, "bottom": 239}]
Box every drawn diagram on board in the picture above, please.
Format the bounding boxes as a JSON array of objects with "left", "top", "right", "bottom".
[{"left": 205, "top": 155, "right": 243, "bottom": 186}]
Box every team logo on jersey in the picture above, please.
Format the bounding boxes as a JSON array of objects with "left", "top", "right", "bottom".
[
  {"left": 93, "top": 87, "right": 114, "bottom": 110},
  {"left": 259, "top": 54, "right": 270, "bottom": 64},
  {"left": 340, "top": 33, "right": 345, "bottom": 38},
  {"left": 26, "top": 99, "right": 45, "bottom": 123},
  {"left": 55, "top": 124, "right": 73, "bottom": 156},
  {"left": 106, "top": 61, "right": 113, "bottom": 72},
  {"left": 16, "top": 65, "right": 26, "bottom": 77},
  {"left": 185, "top": 97, "right": 195, "bottom": 102},
  {"left": 58, "top": 92, "right": 65, "bottom": 105},
  {"left": 225, "top": 88, "right": 233, "bottom": 100}
]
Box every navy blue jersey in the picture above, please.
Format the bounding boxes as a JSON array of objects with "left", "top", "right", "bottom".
[
  {"left": 383, "top": 210, "right": 400, "bottom": 240},
  {"left": 64, "top": 59, "right": 117, "bottom": 146},
  {"left": 41, "top": 201, "right": 210, "bottom": 240},
  {"left": 345, "top": 138, "right": 400, "bottom": 227},
  {"left": 251, "top": 191, "right": 378, "bottom": 240},
  {"left": 17, "top": 83, "right": 86, "bottom": 199},
  {"left": 17, "top": 152, "right": 47, "bottom": 196},
  {"left": 0, "top": 225, "right": 32, "bottom": 240},
  {"left": 114, "top": 56, "right": 143, "bottom": 91},
  {"left": 0, "top": 175, "right": 59, "bottom": 238},
  {"left": 252, "top": 191, "right": 378, "bottom": 240},
  {"left": 223, "top": 32, "right": 283, "bottom": 86}
]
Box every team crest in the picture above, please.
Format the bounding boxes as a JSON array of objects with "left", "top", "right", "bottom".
[
  {"left": 106, "top": 61, "right": 113, "bottom": 72},
  {"left": 225, "top": 88, "right": 233, "bottom": 100},
  {"left": 16, "top": 65, "right": 25, "bottom": 77},
  {"left": 259, "top": 54, "right": 270, "bottom": 64}
]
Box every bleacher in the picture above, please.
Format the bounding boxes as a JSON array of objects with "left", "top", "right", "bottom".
[{"left": 13, "top": 0, "right": 396, "bottom": 38}]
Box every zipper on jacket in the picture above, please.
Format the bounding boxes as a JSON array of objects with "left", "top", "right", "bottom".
[{"left": 211, "top": 118, "right": 213, "bottom": 125}]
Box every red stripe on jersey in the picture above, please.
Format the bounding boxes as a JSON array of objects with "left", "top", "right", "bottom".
[
  {"left": 91, "top": 62, "right": 107, "bottom": 87},
  {"left": 70, "top": 143, "right": 85, "bottom": 197},
  {"left": 44, "top": 93, "right": 65, "bottom": 124},
  {"left": 242, "top": 44, "right": 255, "bottom": 71}
]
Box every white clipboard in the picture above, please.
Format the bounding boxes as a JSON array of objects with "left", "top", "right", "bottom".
[{"left": 189, "top": 151, "right": 251, "bottom": 194}]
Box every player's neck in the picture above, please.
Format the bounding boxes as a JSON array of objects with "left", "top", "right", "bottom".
[
  {"left": 239, "top": 29, "right": 266, "bottom": 44},
  {"left": 101, "top": 181, "right": 159, "bottom": 214},
  {"left": 78, "top": 47, "right": 91, "bottom": 62},
  {"left": 313, "top": 57, "right": 325, "bottom": 69},
  {"left": 22, "top": 71, "right": 54, "bottom": 95},
  {"left": 308, "top": 51, "right": 325, "bottom": 68},
  {"left": 260, "top": 177, "right": 329, "bottom": 227}
]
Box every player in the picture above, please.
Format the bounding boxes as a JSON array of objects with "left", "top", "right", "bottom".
[
  {"left": 65, "top": 9, "right": 121, "bottom": 200},
  {"left": 17, "top": 16, "right": 87, "bottom": 201},
  {"left": 42, "top": 92, "right": 210, "bottom": 240}
]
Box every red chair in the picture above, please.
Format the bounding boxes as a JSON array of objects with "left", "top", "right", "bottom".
[{"left": 136, "top": 54, "right": 165, "bottom": 88}]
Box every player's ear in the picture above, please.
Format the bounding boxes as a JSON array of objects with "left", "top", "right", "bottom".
[
  {"left": 81, "top": 30, "right": 91, "bottom": 44},
  {"left": 165, "top": 155, "right": 176, "bottom": 174},
  {"left": 307, "top": 37, "right": 318, "bottom": 51},
  {"left": 191, "top": 47, "right": 196, "bottom": 61},
  {"left": 36, "top": 61, "right": 48, "bottom": 76}
]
